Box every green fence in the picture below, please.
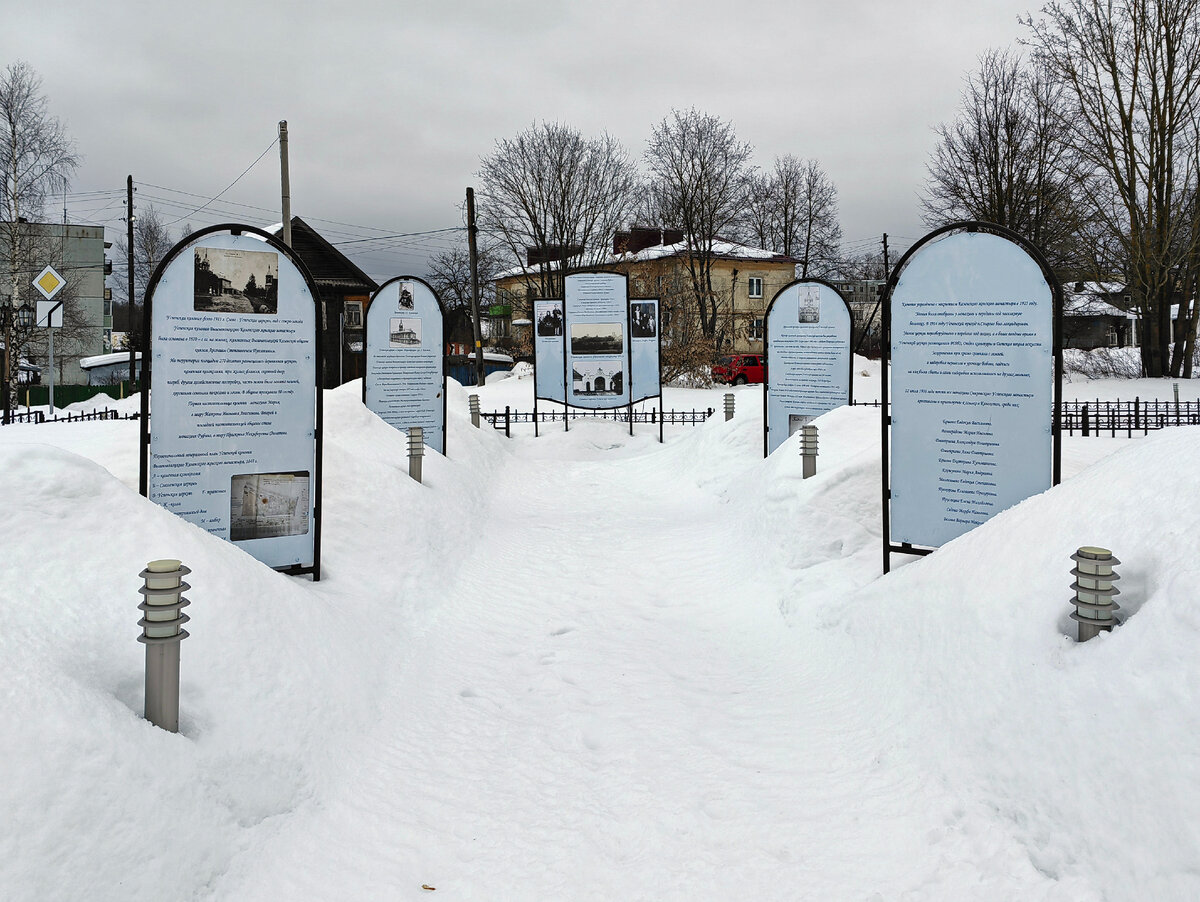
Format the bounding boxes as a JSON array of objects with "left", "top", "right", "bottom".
[{"left": 23, "top": 382, "right": 139, "bottom": 409}]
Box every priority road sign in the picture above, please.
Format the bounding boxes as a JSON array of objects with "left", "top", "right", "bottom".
[{"left": 33, "top": 264, "right": 67, "bottom": 301}]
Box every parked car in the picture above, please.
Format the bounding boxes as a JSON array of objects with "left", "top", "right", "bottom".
[{"left": 712, "top": 353, "right": 765, "bottom": 385}]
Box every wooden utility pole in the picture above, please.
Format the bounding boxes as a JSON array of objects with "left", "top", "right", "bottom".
[
  {"left": 127, "top": 175, "right": 136, "bottom": 387},
  {"left": 279, "top": 121, "right": 292, "bottom": 247},
  {"left": 466, "top": 187, "right": 485, "bottom": 388}
]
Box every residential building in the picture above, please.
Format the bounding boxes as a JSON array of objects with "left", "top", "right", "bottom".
[
  {"left": 493, "top": 229, "right": 798, "bottom": 355},
  {"left": 2, "top": 221, "right": 107, "bottom": 385}
]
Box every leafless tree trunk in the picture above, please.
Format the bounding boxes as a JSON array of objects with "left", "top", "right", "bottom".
[
  {"left": 1028, "top": 0, "right": 1200, "bottom": 376},
  {"left": 476, "top": 122, "right": 639, "bottom": 301},
  {"left": 0, "top": 61, "right": 78, "bottom": 409},
  {"left": 921, "top": 49, "right": 1084, "bottom": 271},
  {"left": 644, "top": 108, "right": 753, "bottom": 339},
  {"left": 742, "top": 156, "right": 842, "bottom": 277},
  {"left": 109, "top": 204, "right": 177, "bottom": 351}
]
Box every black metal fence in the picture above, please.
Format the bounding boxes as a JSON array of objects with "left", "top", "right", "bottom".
[
  {"left": 1061, "top": 399, "right": 1200, "bottom": 437},
  {"left": 482, "top": 406, "right": 716, "bottom": 436},
  {"left": 1, "top": 407, "right": 134, "bottom": 426}
]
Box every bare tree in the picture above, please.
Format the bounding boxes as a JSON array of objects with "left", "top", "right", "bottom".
[
  {"left": 742, "top": 155, "right": 842, "bottom": 277},
  {"left": 921, "top": 49, "right": 1084, "bottom": 271},
  {"left": 1027, "top": 0, "right": 1200, "bottom": 376},
  {"left": 476, "top": 122, "right": 640, "bottom": 303},
  {"left": 425, "top": 241, "right": 499, "bottom": 347},
  {"left": 108, "top": 204, "right": 178, "bottom": 350},
  {"left": 644, "top": 108, "right": 754, "bottom": 338},
  {"left": 0, "top": 61, "right": 78, "bottom": 409}
]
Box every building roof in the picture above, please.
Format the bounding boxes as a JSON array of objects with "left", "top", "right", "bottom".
[
  {"left": 264, "top": 217, "right": 378, "bottom": 295},
  {"left": 495, "top": 237, "right": 795, "bottom": 281},
  {"left": 80, "top": 351, "right": 143, "bottom": 369}
]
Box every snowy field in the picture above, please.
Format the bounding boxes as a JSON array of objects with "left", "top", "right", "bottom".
[{"left": 2, "top": 362, "right": 1199, "bottom": 900}]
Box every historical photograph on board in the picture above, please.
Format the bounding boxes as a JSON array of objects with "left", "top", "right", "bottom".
[
  {"left": 570, "top": 322, "right": 623, "bottom": 356},
  {"left": 536, "top": 300, "right": 563, "bottom": 337},
  {"left": 389, "top": 316, "right": 422, "bottom": 347},
  {"left": 398, "top": 281, "right": 416, "bottom": 310},
  {"left": 789, "top": 414, "right": 815, "bottom": 435},
  {"left": 194, "top": 247, "right": 279, "bottom": 315},
  {"left": 797, "top": 285, "right": 821, "bottom": 324},
  {"left": 230, "top": 472, "right": 310, "bottom": 541},
  {"left": 630, "top": 301, "right": 657, "bottom": 338},
  {"left": 571, "top": 360, "right": 624, "bottom": 396}
]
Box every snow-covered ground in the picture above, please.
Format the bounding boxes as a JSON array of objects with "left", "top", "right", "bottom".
[{"left": 1, "top": 364, "right": 1197, "bottom": 900}]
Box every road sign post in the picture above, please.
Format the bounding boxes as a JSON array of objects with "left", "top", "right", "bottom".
[{"left": 32, "top": 265, "right": 66, "bottom": 414}]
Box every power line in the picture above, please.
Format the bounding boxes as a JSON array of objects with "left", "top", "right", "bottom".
[{"left": 161, "top": 137, "right": 280, "bottom": 226}]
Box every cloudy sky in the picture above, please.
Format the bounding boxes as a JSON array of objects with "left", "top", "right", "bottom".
[{"left": 3, "top": 0, "right": 1039, "bottom": 279}]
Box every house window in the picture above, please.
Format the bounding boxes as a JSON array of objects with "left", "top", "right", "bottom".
[
  {"left": 750, "top": 317, "right": 764, "bottom": 341},
  {"left": 748, "top": 277, "right": 763, "bottom": 299},
  {"left": 344, "top": 300, "right": 363, "bottom": 328}
]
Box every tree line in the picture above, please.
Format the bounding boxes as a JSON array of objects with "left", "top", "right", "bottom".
[
  {"left": 469, "top": 110, "right": 842, "bottom": 351},
  {"left": 922, "top": 0, "right": 1200, "bottom": 378}
]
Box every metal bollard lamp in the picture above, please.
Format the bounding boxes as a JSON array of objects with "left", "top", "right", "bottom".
[
  {"left": 137, "top": 559, "right": 191, "bottom": 732},
  {"left": 408, "top": 426, "right": 425, "bottom": 483},
  {"left": 723, "top": 393, "right": 735, "bottom": 422},
  {"left": 800, "top": 424, "right": 819, "bottom": 478},
  {"left": 469, "top": 394, "right": 481, "bottom": 428},
  {"left": 1070, "top": 546, "right": 1121, "bottom": 641}
]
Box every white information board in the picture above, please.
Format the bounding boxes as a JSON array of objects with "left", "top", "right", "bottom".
[
  {"left": 364, "top": 277, "right": 446, "bottom": 454},
  {"left": 764, "top": 281, "right": 852, "bottom": 456},
  {"left": 563, "top": 272, "right": 631, "bottom": 409},
  {"left": 144, "top": 227, "right": 320, "bottom": 574},
  {"left": 889, "top": 230, "right": 1055, "bottom": 549},
  {"left": 534, "top": 298, "right": 565, "bottom": 403}
]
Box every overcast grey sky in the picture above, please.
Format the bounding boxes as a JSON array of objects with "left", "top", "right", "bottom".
[{"left": 2, "top": 0, "right": 1038, "bottom": 279}]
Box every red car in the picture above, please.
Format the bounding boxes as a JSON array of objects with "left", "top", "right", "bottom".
[{"left": 712, "top": 353, "right": 765, "bottom": 385}]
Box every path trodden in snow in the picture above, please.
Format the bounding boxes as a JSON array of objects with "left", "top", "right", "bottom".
[{"left": 214, "top": 420, "right": 1063, "bottom": 900}]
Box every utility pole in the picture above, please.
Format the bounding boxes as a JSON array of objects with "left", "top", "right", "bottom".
[
  {"left": 853, "top": 233, "right": 889, "bottom": 355},
  {"left": 466, "top": 187, "right": 485, "bottom": 388},
  {"left": 279, "top": 121, "right": 291, "bottom": 248},
  {"left": 127, "top": 175, "right": 136, "bottom": 388}
]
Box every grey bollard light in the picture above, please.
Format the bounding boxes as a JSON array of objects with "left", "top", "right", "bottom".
[
  {"left": 724, "top": 393, "right": 735, "bottom": 422},
  {"left": 800, "top": 424, "right": 818, "bottom": 478},
  {"left": 137, "top": 559, "right": 191, "bottom": 733},
  {"left": 469, "top": 394, "right": 481, "bottom": 428},
  {"left": 1070, "top": 546, "right": 1121, "bottom": 641},
  {"left": 408, "top": 426, "right": 425, "bottom": 483}
]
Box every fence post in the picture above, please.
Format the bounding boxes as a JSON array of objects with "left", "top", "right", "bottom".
[
  {"left": 1082, "top": 403, "right": 1089, "bottom": 437},
  {"left": 505, "top": 405, "right": 511, "bottom": 438},
  {"left": 1174, "top": 382, "right": 1180, "bottom": 425},
  {"left": 137, "top": 560, "right": 191, "bottom": 733},
  {"left": 408, "top": 426, "right": 424, "bottom": 483}
]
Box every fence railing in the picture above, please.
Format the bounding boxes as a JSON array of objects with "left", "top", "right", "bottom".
[
  {"left": 1, "top": 407, "right": 134, "bottom": 426},
  {"left": 1060, "top": 399, "right": 1200, "bottom": 437},
  {"left": 482, "top": 406, "right": 716, "bottom": 436}
]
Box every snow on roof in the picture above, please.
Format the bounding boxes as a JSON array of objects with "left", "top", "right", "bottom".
[
  {"left": 79, "top": 352, "right": 142, "bottom": 369},
  {"left": 494, "top": 238, "right": 791, "bottom": 280},
  {"left": 1063, "top": 295, "right": 1131, "bottom": 318}
]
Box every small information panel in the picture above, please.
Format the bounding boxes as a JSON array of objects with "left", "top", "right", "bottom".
[
  {"left": 142, "top": 226, "right": 320, "bottom": 575},
  {"left": 764, "top": 280, "right": 852, "bottom": 456},
  {"left": 564, "top": 272, "right": 631, "bottom": 409},
  {"left": 888, "top": 228, "right": 1057, "bottom": 551},
  {"left": 364, "top": 277, "right": 446, "bottom": 454},
  {"left": 629, "top": 298, "right": 661, "bottom": 404},
  {"left": 534, "top": 298, "right": 565, "bottom": 404}
]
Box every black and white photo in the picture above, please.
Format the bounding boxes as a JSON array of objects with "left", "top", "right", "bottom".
[
  {"left": 536, "top": 300, "right": 563, "bottom": 337},
  {"left": 229, "top": 472, "right": 310, "bottom": 541},
  {"left": 798, "top": 285, "right": 821, "bottom": 324},
  {"left": 631, "top": 301, "right": 657, "bottom": 338},
  {"left": 389, "top": 316, "right": 422, "bottom": 347},
  {"left": 571, "top": 360, "right": 624, "bottom": 395},
  {"left": 570, "top": 322, "right": 623, "bottom": 356},
  {"left": 398, "top": 282, "right": 416, "bottom": 310},
  {"left": 194, "top": 247, "right": 279, "bottom": 315}
]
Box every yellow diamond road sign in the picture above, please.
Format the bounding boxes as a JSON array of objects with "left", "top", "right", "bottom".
[{"left": 33, "top": 265, "right": 67, "bottom": 301}]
